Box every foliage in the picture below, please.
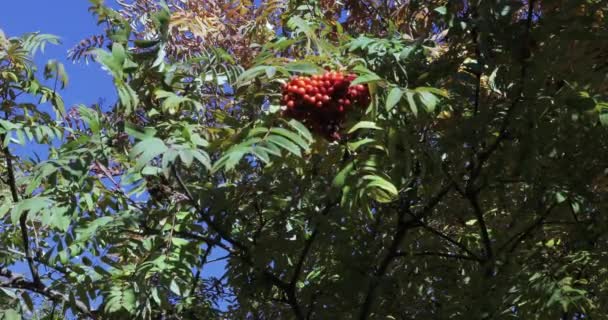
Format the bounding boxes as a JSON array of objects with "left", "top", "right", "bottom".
[{"left": 1, "top": 0, "right": 608, "bottom": 319}]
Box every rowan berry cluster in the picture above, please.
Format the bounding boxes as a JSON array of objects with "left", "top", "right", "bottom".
[{"left": 281, "top": 71, "right": 370, "bottom": 140}]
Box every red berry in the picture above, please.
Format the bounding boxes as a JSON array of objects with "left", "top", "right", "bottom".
[
  {"left": 297, "top": 87, "right": 306, "bottom": 95},
  {"left": 322, "top": 95, "right": 330, "bottom": 102},
  {"left": 316, "top": 101, "right": 323, "bottom": 108},
  {"left": 287, "top": 100, "right": 295, "bottom": 108},
  {"left": 305, "top": 85, "right": 313, "bottom": 92},
  {"left": 344, "top": 99, "right": 351, "bottom": 106}
]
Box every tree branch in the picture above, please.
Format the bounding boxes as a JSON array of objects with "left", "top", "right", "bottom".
[
  {"left": 408, "top": 214, "right": 482, "bottom": 262},
  {"left": 358, "top": 182, "right": 453, "bottom": 320},
  {"left": 498, "top": 201, "right": 558, "bottom": 254},
  {"left": 289, "top": 201, "right": 336, "bottom": 289},
  {"left": 0, "top": 267, "right": 96, "bottom": 319},
  {"left": 394, "top": 250, "right": 481, "bottom": 262},
  {"left": 466, "top": 192, "right": 494, "bottom": 275},
  {"left": 172, "top": 164, "right": 303, "bottom": 318},
  {"left": 2, "top": 133, "right": 41, "bottom": 288},
  {"left": 172, "top": 165, "right": 247, "bottom": 252}
]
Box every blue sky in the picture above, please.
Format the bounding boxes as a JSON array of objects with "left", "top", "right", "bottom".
[
  {"left": 3, "top": 0, "right": 116, "bottom": 111},
  {"left": 3, "top": 0, "right": 230, "bottom": 314}
]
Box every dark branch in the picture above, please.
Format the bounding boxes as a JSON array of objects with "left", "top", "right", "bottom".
[
  {"left": 498, "top": 201, "right": 558, "bottom": 254},
  {"left": 358, "top": 182, "right": 453, "bottom": 320},
  {"left": 2, "top": 133, "right": 41, "bottom": 288},
  {"left": 172, "top": 164, "right": 303, "bottom": 319},
  {"left": 0, "top": 267, "right": 96, "bottom": 319},
  {"left": 289, "top": 201, "right": 336, "bottom": 289},
  {"left": 409, "top": 214, "right": 482, "bottom": 262},
  {"left": 172, "top": 164, "right": 247, "bottom": 251},
  {"left": 467, "top": 193, "right": 494, "bottom": 261},
  {"left": 394, "top": 250, "right": 481, "bottom": 262}
]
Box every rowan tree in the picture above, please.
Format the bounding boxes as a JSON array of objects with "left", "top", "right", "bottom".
[{"left": 1, "top": 0, "right": 608, "bottom": 319}]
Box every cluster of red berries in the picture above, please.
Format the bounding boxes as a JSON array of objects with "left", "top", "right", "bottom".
[{"left": 281, "top": 71, "right": 370, "bottom": 140}]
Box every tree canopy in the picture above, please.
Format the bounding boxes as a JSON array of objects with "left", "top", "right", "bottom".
[{"left": 1, "top": 0, "right": 608, "bottom": 319}]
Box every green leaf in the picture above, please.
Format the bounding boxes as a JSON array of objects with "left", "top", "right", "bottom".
[
  {"left": 363, "top": 175, "right": 398, "bottom": 203},
  {"left": 348, "top": 121, "right": 383, "bottom": 133},
  {"left": 406, "top": 90, "right": 418, "bottom": 116},
  {"left": 287, "top": 16, "right": 315, "bottom": 38},
  {"left": 11, "top": 197, "right": 51, "bottom": 225},
  {"left": 191, "top": 150, "right": 212, "bottom": 170},
  {"left": 122, "top": 288, "right": 136, "bottom": 312},
  {"left": 267, "top": 134, "right": 302, "bottom": 157},
  {"left": 416, "top": 90, "right": 440, "bottom": 113},
  {"left": 555, "top": 192, "right": 567, "bottom": 204},
  {"left": 142, "top": 166, "right": 161, "bottom": 176},
  {"left": 270, "top": 128, "right": 310, "bottom": 151},
  {"left": 333, "top": 162, "right": 355, "bottom": 188},
  {"left": 130, "top": 137, "right": 168, "bottom": 169},
  {"left": 251, "top": 146, "right": 271, "bottom": 164},
  {"left": 179, "top": 149, "right": 194, "bottom": 167},
  {"left": 600, "top": 113, "right": 608, "bottom": 126},
  {"left": 434, "top": 6, "right": 447, "bottom": 15},
  {"left": 286, "top": 119, "right": 313, "bottom": 143},
  {"left": 351, "top": 73, "right": 382, "bottom": 85},
  {"left": 0, "top": 201, "right": 11, "bottom": 218},
  {"left": 465, "top": 219, "right": 478, "bottom": 226},
  {"left": 171, "top": 237, "right": 189, "bottom": 247},
  {"left": 284, "top": 62, "right": 322, "bottom": 75},
  {"left": 170, "top": 279, "right": 182, "bottom": 296},
  {"left": 347, "top": 138, "right": 377, "bottom": 152},
  {"left": 386, "top": 87, "right": 403, "bottom": 111},
  {"left": 161, "top": 148, "right": 179, "bottom": 174},
  {"left": 236, "top": 65, "right": 271, "bottom": 85},
  {"left": 2, "top": 309, "right": 21, "bottom": 320}
]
